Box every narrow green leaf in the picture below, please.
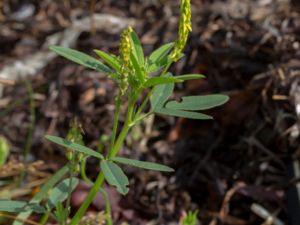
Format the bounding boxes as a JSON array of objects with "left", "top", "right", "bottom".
[
  {"left": 47, "top": 178, "right": 79, "bottom": 209},
  {"left": 147, "top": 56, "right": 171, "bottom": 73},
  {"left": 145, "top": 76, "right": 182, "bottom": 88},
  {"left": 148, "top": 42, "right": 174, "bottom": 64},
  {"left": 130, "top": 31, "right": 144, "bottom": 65},
  {"left": 13, "top": 165, "right": 68, "bottom": 225},
  {"left": 150, "top": 73, "right": 174, "bottom": 110},
  {"left": 175, "top": 74, "right": 205, "bottom": 80},
  {"left": 166, "top": 94, "right": 229, "bottom": 111},
  {"left": 45, "top": 135, "right": 104, "bottom": 159},
  {"left": 101, "top": 160, "right": 129, "bottom": 195},
  {"left": 50, "top": 46, "right": 112, "bottom": 74},
  {"left": 0, "top": 200, "right": 45, "bottom": 213},
  {"left": 94, "top": 50, "right": 121, "bottom": 72},
  {"left": 130, "top": 52, "right": 145, "bottom": 83},
  {"left": 0, "top": 200, "right": 27, "bottom": 213},
  {"left": 111, "top": 157, "right": 174, "bottom": 172},
  {"left": 155, "top": 108, "right": 213, "bottom": 120}
]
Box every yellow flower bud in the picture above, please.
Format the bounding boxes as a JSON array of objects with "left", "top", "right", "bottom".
[
  {"left": 119, "top": 26, "right": 133, "bottom": 95},
  {"left": 170, "top": 0, "right": 192, "bottom": 61}
]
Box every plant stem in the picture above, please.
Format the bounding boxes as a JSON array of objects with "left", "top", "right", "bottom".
[
  {"left": 80, "top": 156, "right": 93, "bottom": 185},
  {"left": 24, "top": 80, "right": 36, "bottom": 161},
  {"left": 19, "top": 81, "right": 36, "bottom": 185},
  {"left": 136, "top": 89, "right": 153, "bottom": 116},
  {"left": 108, "top": 98, "right": 135, "bottom": 158},
  {"left": 69, "top": 172, "right": 105, "bottom": 225},
  {"left": 80, "top": 157, "right": 112, "bottom": 225},
  {"left": 66, "top": 161, "right": 75, "bottom": 224},
  {"left": 110, "top": 94, "right": 121, "bottom": 148},
  {"left": 69, "top": 95, "right": 137, "bottom": 225},
  {"left": 39, "top": 211, "right": 50, "bottom": 225},
  {"left": 100, "top": 188, "right": 113, "bottom": 225}
]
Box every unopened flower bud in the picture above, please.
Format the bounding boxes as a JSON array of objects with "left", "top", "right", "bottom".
[
  {"left": 119, "top": 26, "right": 133, "bottom": 95},
  {"left": 66, "top": 118, "right": 84, "bottom": 162},
  {"left": 170, "top": 0, "right": 192, "bottom": 61}
]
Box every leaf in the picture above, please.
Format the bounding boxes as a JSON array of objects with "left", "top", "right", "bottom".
[
  {"left": 144, "top": 76, "right": 182, "bottom": 88},
  {"left": 111, "top": 157, "right": 174, "bottom": 172},
  {"left": 0, "top": 200, "right": 45, "bottom": 213},
  {"left": 166, "top": 94, "right": 229, "bottom": 111},
  {"left": 147, "top": 43, "right": 177, "bottom": 73},
  {"left": 47, "top": 178, "right": 79, "bottom": 209},
  {"left": 0, "top": 200, "right": 27, "bottom": 213},
  {"left": 101, "top": 160, "right": 129, "bottom": 195},
  {"left": 130, "top": 31, "right": 144, "bottom": 65},
  {"left": 148, "top": 42, "right": 174, "bottom": 64},
  {"left": 155, "top": 108, "right": 213, "bottom": 120},
  {"left": 45, "top": 135, "right": 104, "bottom": 159},
  {"left": 130, "top": 52, "right": 145, "bottom": 83},
  {"left": 150, "top": 73, "right": 174, "bottom": 110},
  {"left": 13, "top": 165, "right": 69, "bottom": 225},
  {"left": 147, "top": 56, "right": 171, "bottom": 74},
  {"left": 175, "top": 74, "right": 205, "bottom": 81},
  {"left": 94, "top": 50, "right": 121, "bottom": 72},
  {"left": 0, "top": 136, "right": 9, "bottom": 167},
  {"left": 50, "top": 46, "right": 112, "bottom": 74}
]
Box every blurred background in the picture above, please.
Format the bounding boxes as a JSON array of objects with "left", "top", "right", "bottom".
[{"left": 0, "top": 0, "right": 300, "bottom": 224}]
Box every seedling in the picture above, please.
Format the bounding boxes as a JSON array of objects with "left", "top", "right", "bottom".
[{"left": 0, "top": 0, "right": 229, "bottom": 224}]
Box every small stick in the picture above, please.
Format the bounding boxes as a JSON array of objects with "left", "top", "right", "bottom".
[
  {"left": 0, "top": 78, "right": 16, "bottom": 86},
  {"left": 251, "top": 203, "right": 285, "bottom": 225},
  {"left": 0, "top": 212, "right": 40, "bottom": 225},
  {"left": 90, "top": 0, "right": 96, "bottom": 34}
]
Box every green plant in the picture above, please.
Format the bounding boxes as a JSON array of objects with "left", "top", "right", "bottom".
[
  {"left": 0, "top": 136, "right": 9, "bottom": 167},
  {"left": 0, "top": 0, "right": 228, "bottom": 224},
  {"left": 180, "top": 210, "right": 198, "bottom": 225}
]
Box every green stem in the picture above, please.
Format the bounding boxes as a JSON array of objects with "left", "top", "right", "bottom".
[
  {"left": 136, "top": 89, "right": 153, "bottom": 116},
  {"left": 108, "top": 99, "right": 135, "bottom": 158},
  {"left": 39, "top": 211, "right": 50, "bottom": 225},
  {"left": 69, "top": 172, "right": 105, "bottom": 225},
  {"left": 134, "top": 112, "right": 153, "bottom": 124},
  {"left": 66, "top": 161, "right": 75, "bottom": 223},
  {"left": 110, "top": 94, "right": 121, "bottom": 148},
  {"left": 19, "top": 81, "right": 36, "bottom": 185},
  {"left": 80, "top": 157, "right": 93, "bottom": 185},
  {"left": 100, "top": 189, "right": 113, "bottom": 225},
  {"left": 24, "top": 80, "right": 36, "bottom": 161},
  {"left": 69, "top": 95, "right": 137, "bottom": 225},
  {"left": 80, "top": 158, "right": 112, "bottom": 225}
]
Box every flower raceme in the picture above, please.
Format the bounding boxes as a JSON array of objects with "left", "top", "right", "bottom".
[
  {"left": 170, "top": 0, "right": 192, "bottom": 61},
  {"left": 65, "top": 118, "right": 84, "bottom": 172},
  {"left": 119, "top": 26, "right": 133, "bottom": 95}
]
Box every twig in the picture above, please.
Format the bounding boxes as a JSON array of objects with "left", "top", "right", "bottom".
[
  {"left": 251, "top": 203, "right": 284, "bottom": 225},
  {"left": 0, "top": 78, "right": 16, "bottom": 86},
  {"left": 90, "top": 0, "right": 96, "bottom": 34},
  {"left": 0, "top": 213, "right": 40, "bottom": 225}
]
